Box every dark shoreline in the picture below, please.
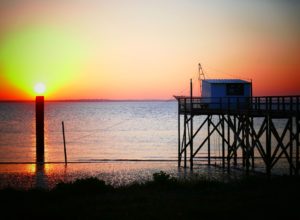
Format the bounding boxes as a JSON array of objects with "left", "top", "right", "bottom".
[{"left": 1, "top": 172, "right": 299, "bottom": 219}]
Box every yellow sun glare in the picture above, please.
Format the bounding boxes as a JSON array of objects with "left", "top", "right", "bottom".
[{"left": 34, "top": 83, "right": 46, "bottom": 95}]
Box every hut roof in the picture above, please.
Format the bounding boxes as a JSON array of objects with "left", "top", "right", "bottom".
[{"left": 203, "top": 79, "right": 250, "bottom": 84}]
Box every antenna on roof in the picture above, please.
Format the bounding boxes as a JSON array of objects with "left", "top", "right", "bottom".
[{"left": 198, "top": 63, "right": 206, "bottom": 97}]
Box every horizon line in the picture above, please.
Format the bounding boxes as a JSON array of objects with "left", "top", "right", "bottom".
[{"left": 0, "top": 98, "right": 176, "bottom": 103}]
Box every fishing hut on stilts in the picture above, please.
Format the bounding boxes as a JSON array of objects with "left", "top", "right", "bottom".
[{"left": 175, "top": 64, "right": 300, "bottom": 176}]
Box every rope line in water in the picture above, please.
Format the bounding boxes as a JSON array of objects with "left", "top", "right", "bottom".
[
  {"left": 69, "top": 119, "right": 132, "bottom": 142},
  {"left": 68, "top": 98, "right": 176, "bottom": 142}
]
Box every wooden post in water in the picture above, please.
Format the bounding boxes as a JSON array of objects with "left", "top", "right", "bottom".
[
  {"left": 36, "top": 96, "right": 44, "bottom": 163},
  {"left": 233, "top": 115, "right": 237, "bottom": 166},
  {"left": 242, "top": 116, "right": 246, "bottom": 168},
  {"left": 62, "top": 121, "right": 67, "bottom": 164},
  {"left": 245, "top": 115, "right": 250, "bottom": 174},
  {"left": 178, "top": 100, "right": 181, "bottom": 167},
  {"left": 289, "top": 117, "right": 293, "bottom": 175},
  {"left": 190, "top": 79, "right": 193, "bottom": 170},
  {"left": 184, "top": 99, "right": 187, "bottom": 168},
  {"left": 266, "top": 115, "right": 271, "bottom": 176},
  {"left": 208, "top": 115, "right": 211, "bottom": 165},
  {"left": 296, "top": 115, "right": 300, "bottom": 175},
  {"left": 227, "top": 115, "right": 231, "bottom": 173},
  {"left": 251, "top": 117, "right": 255, "bottom": 169},
  {"left": 222, "top": 115, "right": 225, "bottom": 168}
]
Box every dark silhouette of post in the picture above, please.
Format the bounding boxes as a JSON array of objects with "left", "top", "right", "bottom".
[
  {"left": 190, "top": 79, "right": 193, "bottom": 170},
  {"left": 62, "top": 121, "right": 67, "bottom": 164},
  {"left": 36, "top": 96, "right": 44, "bottom": 163}
]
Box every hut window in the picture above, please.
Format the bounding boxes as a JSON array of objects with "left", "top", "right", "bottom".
[{"left": 226, "top": 83, "right": 244, "bottom": 96}]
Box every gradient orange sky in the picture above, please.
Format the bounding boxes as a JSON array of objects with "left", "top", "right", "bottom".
[{"left": 0, "top": 0, "right": 299, "bottom": 100}]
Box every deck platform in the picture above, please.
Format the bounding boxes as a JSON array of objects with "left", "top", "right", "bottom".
[{"left": 176, "top": 96, "right": 300, "bottom": 117}]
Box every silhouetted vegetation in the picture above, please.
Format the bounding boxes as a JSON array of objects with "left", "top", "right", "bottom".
[
  {"left": 1, "top": 172, "right": 299, "bottom": 219},
  {"left": 53, "top": 177, "right": 112, "bottom": 195}
]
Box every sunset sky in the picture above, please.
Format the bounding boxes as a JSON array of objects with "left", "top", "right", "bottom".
[{"left": 0, "top": 0, "right": 299, "bottom": 100}]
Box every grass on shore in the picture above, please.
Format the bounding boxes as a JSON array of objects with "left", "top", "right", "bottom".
[{"left": 1, "top": 171, "right": 299, "bottom": 219}]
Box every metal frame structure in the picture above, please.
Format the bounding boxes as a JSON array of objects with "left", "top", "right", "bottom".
[{"left": 175, "top": 94, "right": 300, "bottom": 175}]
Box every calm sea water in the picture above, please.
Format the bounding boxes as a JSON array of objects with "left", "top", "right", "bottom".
[
  {"left": 0, "top": 101, "right": 178, "bottom": 162},
  {"left": 0, "top": 101, "right": 294, "bottom": 188}
]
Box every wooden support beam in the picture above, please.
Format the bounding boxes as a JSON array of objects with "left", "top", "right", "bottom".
[
  {"left": 290, "top": 117, "right": 293, "bottom": 175},
  {"left": 245, "top": 115, "right": 250, "bottom": 174},
  {"left": 222, "top": 115, "right": 225, "bottom": 168},
  {"left": 190, "top": 79, "right": 193, "bottom": 170},
  {"left": 225, "top": 116, "right": 245, "bottom": 161},
  {"left": 184, "top": 98, "right": 187, "bottom": 168},
  {"left": 233, "top": 115, "right": 237, "bottom": 166},
  {"left": 208, "top": 115, "right": 211, "bottom": 165},
  {"left": 178, "top": 108, "right": 181, "bottom": 167},
  {"left": 184, "top": 114, "right": 187, "bottom": 168},
  {"left": 181, "top": 116, "right": 210, "bottom": 155},
  {"left": 193, "top": 118, "right": 222, "bottom": 157},
  {"left": 267, "top": 118, "right": 292, "bottom": 170},
  {"left": 270, "top": 119, "right": 295, "bottom": 171},
  {"left": 190, "top": 115, "right": 193, "bottom": 170},
  {"left": 249, "top": 118, "right": 267, "bottom": 164},
  {"left": 180, "top": 120, "right": 186, "bottom": 156},
  {"left": 185, "top": 116, "right": 209, "bottom": 147},
  {"left": 266, "top": 115, "right": 271, "bottom": 176},
  {"left": 251, "top": 117, "right": 255, "bottom": 169},
  {"left": 227, "top": 115, "right": 231, "bottom": 173},
  {"left": 296, "top": 116, "right": 300, "bottom": 175},
  {"left": 242, "top": 116, "right": 246, "bottom": 168}
]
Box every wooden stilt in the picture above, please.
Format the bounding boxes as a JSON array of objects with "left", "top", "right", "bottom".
[
  {"left": 227, "top": 115, "right": 231, "bottom": 173},
  {"left": 184, "top": 114, "right": 187, "bottom": 168},
  {"left": 222, "top": 115, "right": 225, "bottom": 168},
  {"left": 178, "top": 105, "right": 181, "bottom": 167},
  {"left": 190, "top": 79, "right": 193, "bottom": 170},
  {"left": 184, "top": 98, "right": 187, "bottom": 168},
  {"left": 296, "top": 116, "right": 299, "bottom": 175},
  {"left": 245, "top": 115, "right": 250, "bottom": 174},
  {"left": 251, "top": 117, "right": 255, "bottom": 169},
  {"left": 242, "top": 116, "right": 246, "bottom": 168},
  {"left": 266, "top": 115, "right": 271, "bottom": 176},
  {"left": 233, "top": 115, "right": 237, "bottom": 166},
  {"left": 290, "top": 117, "right": 293, "bottom": 175},
  {"left": 208, "top": 115, "right": 211, "bottom": 166}
]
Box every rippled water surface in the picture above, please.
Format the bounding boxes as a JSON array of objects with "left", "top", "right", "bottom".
[{"left": 0, "top": 101, "right": 178, "bottom": 162}]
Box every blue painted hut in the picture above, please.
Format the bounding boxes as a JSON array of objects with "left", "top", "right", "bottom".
[{"left": 201, "top": 79, "right": 252, "bottom": 110}]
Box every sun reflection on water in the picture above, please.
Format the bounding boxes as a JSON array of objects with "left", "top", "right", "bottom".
[{"left": 0, "top": 162, "right": 235, "bottom": 190}]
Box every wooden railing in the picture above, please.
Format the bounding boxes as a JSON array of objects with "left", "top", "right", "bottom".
[{"left": 176, "top": 96, "right": 300, "bottom": 114}]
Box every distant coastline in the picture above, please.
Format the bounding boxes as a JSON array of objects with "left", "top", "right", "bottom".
[{"left": 0, "top": 99, "right": 175, "bottom": 103}]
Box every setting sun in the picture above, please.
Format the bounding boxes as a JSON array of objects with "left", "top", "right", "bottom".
[{"left": 34, "top": 83, "right": 46, "bottom": 95}]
